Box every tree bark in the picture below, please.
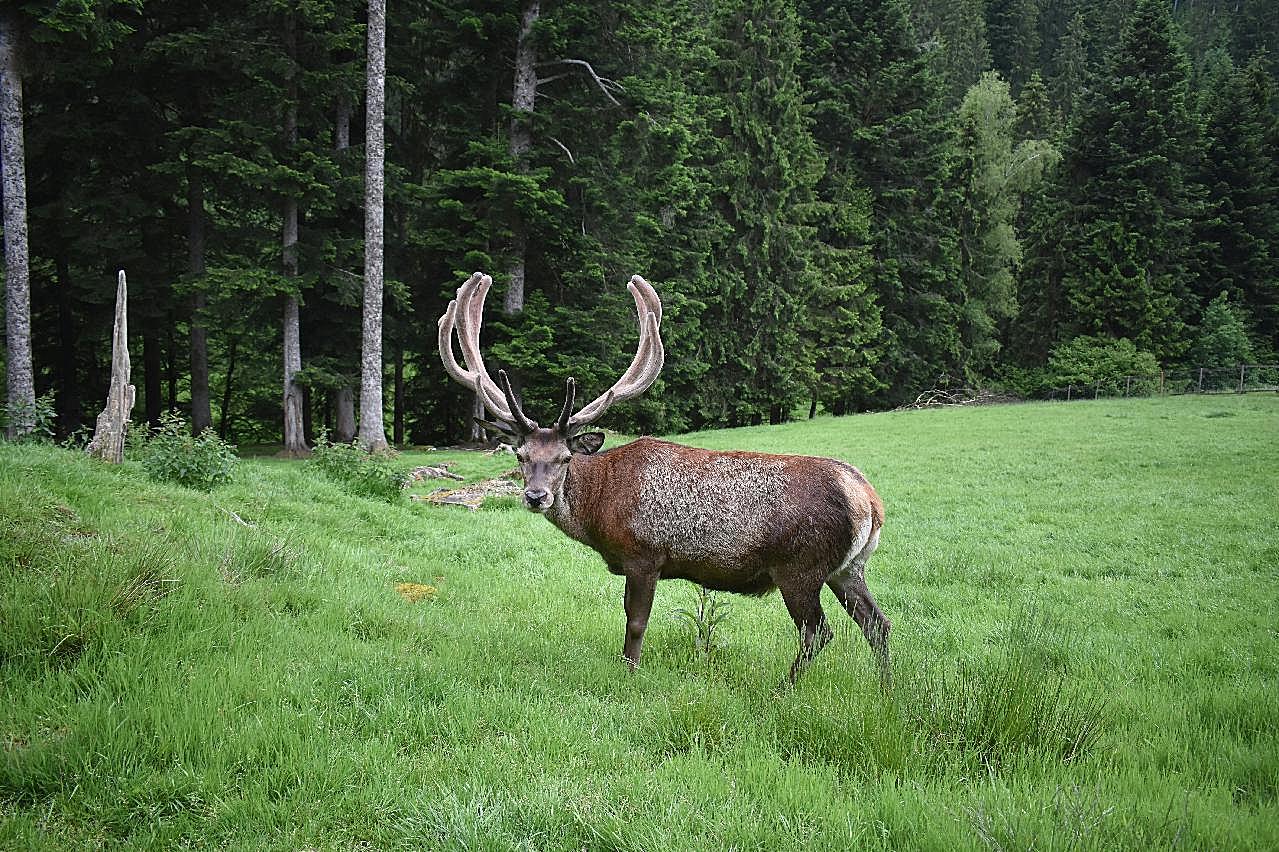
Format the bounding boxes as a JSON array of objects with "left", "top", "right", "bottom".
[
  {"left": 0, "top": 12, "right": 34, "bottom": 438},
  {"left": 358, "top": 0, "right": 389, "bottom": 452},
  {"left": 504, "top": 0, "right": 540, "bottom": 317},
  {"left": 334, "top": 385, "right": 356, "bottom": 442},
  {"left": 280, "top": 13, "right": 308, "bottom": 458},
  {"left": 188, "top": 167, "right": 212, "bottom": 434},
  {"left": 143, "top": 329, "right": 162, "bottom": 426},
  {"left": 393, "top": 345, "right": 404, "bottom": 446},
  {"left": 86, "top": 272, "right": 135, "bottom": 463},
  {"left": 218, "top": 336, "right": 237, "bottom": 441}
]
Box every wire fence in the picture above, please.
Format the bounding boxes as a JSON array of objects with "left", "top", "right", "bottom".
[{"left": 1043, "top": 364, "right": 1279, "bottom": 401}]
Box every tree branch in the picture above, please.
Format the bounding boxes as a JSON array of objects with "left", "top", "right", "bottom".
[{"left": 536, "top": 58, "right": 623, "bottom": 106}]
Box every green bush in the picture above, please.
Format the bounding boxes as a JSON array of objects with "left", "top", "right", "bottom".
[
  {"left": 1004, "top": 336, "right": 1162, "bottom": 397},
  {"left": 310, "top": 432, "right": 410, "bottom": 502},
  {"left": 140, "top": 412, "right": 238, "bottom": 490},
  {"left": 1186, "top": 291, "right": 1256, "bottom": 369},
  {"left": 1, "top": 392, "right": 57, "bottom": 442}
]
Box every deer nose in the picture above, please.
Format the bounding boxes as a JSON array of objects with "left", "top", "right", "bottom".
[{"left": 524, "top": 488, "right": 549, "bottom": 506}]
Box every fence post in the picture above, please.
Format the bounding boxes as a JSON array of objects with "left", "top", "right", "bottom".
[
  {"left": 1066, "top": 385, "right": 1072, "bottom": 401},
  {"left": 1125, "top": 375, "right": 1132, "bottom": 397},
  {"left": 1239, "top": 364, "right": 1246, "bottom": 393},
  {"left": 1094, "top": 381, "right": 1100, "bottom": 399},
  {"left": 1197, "top": 367, "right": 1204, "bottom": 393},
  {"left": 1159, "top": 369, "right": 1165, "bottom": 395}
]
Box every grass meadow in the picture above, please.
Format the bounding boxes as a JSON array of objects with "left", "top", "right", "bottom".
[{"left": 1, "top": 394, "right": 1276, "bottom": 850}]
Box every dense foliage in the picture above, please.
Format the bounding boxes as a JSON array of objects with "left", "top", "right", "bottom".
[
  {"left": 139, "top": 411, "right": 238, "bottom": 490},
  {"left": 310, "top": 432, "right": 411, "bottom": 501},
  {"left": 3, "top": 0, "right": 1277, "bottom": 443}
]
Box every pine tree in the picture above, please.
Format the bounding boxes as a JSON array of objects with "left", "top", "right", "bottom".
[
  {"left": 910, "top": 0, "right": 991, "bottom": 105},
  {"left": 986, "top": 0, "right": 1040, "bottom": 92},
  {"left": 1015, "top": 70, "right": 1054, "bottom": 139},
  {"left": 1199, "top": 56, "right": 1279, "bottom": 353},
  {"left": 701, "top": 0, "right": 823, "bottom": 425},
  {"left": 1021, "top": 0, "right": 1206, "bottom": 363},
  {"left": 799, "top": 0, "right": 962, "bottom": 406}
]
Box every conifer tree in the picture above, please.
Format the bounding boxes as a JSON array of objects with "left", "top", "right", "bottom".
[
  {"left": 1199, "top": 56, "right": 1279, "bottom": 353},
  {"left": 1021, "top": 0, "right": 1206, "bottom": 363},
  {"left": 702, "top": 0, "right": 822, "bottom": 425},
  {"left": 799, "top": 0, "right": 962, "bottom": 406}
]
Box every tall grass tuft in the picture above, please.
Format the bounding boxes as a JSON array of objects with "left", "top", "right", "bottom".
[{"left": 900, "top": 610, "right": 1105, "bottom": 772}]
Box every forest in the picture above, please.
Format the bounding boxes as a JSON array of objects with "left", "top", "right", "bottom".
[{"left": 1, "top": 0, "right": 1276, "bottom": 447}]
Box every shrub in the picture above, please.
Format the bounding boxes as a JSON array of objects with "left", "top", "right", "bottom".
[
  {"left": 310, "top": 432, "right": 410, "bottom": 502},
  {"left": 1, "top": 392, "right": 57, "bottom": 442},
  {"left": 1185, "top": 291, "right": 1256, "bottom": 369},
  {"left": 140, "top": 412, "right": 238, "bottom": 490}
]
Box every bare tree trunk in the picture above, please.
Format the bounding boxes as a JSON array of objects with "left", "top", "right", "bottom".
[
  {"left": 86, "top": 272, "right": 135, "bottom": 463},
  {"left": 218, "top": 336, "right": 237, "bottom": 440},
  {"left": 505, "top": 0, "right": 539, "bottom": 317},
  {"left": 188, "top": 167, "right": 212, "bottom": 434},
  {"left": 0, "top": 12, "right": 34, "bottom": 438},
  {"left": 393, "top": 345, "right": 404, "bottom": 446},
  {"left": 143, "top": 329, "right": 162, "bottom": 426},
  {"left": 358, "top": 0, "right": 389, "bottom": 452},
  {"left": 280, "top": 14, "right": 308, "bottom": 458},
  {"left": 335, "top": 97, "right": 350, "bottom": 150},
  {"left": 334, "top": 385, "right": 356, "bottom": 442},
  {"left": 464, "top": 0, "right": 538, "bottom": 444}
]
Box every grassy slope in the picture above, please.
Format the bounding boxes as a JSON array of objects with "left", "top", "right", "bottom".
[{"left": 1, "top": 395, "right": 1276, "bottom": 850}]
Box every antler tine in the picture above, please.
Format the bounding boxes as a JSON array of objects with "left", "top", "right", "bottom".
[
  {"left": 556, "top": 378, "right": 576, "bottom": 433},
  {"left": 497, "top": 369, "right": 536, "bottom": 433},
  {"left": 567, "top": 276, "right": 665, "bottom": 430}
]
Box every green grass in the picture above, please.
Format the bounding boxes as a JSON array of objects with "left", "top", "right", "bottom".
[{"left": 1, "top": 394, "right": 1276, "bottom": 849}]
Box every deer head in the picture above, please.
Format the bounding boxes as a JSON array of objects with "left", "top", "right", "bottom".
[{"left": 438, "top": 272, "right": 664, "bottom": 511}]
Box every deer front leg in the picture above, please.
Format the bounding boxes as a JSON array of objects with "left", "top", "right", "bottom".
[{"left": 622, "top": 572, "right": 658, "bottom": 671}]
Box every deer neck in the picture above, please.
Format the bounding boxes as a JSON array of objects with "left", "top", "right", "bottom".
[{"left": 545, "top": 454, "right": 592, "bottom": 543}]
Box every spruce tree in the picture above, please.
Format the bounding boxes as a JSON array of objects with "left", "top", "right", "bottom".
[
  {"left": 1199, "top": 56, "right": 1279, "bottom": 353},
  {"left": 799, "top": 0, "right": 963, "bottom": 406},
  {"left": 701, "top": 0, "right": 822, "bottom": 425},
  {"left": 1021, "top": 0, "right": 1206, "bottom": 363}
]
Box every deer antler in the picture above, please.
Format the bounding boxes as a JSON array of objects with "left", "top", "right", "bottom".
[
  {"left": 566, "top": 275, "right": 664, "bottom": 431},
  {"left": 437, "top": 272, "right": 536, "bottom": 433}
]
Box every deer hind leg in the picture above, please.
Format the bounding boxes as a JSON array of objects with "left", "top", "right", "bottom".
[
  {"left": 778, "top": 580, "right": 833, "bottom": 685},
  {"left": 826, "top": 532, "right": 891, "bottom": 685}
]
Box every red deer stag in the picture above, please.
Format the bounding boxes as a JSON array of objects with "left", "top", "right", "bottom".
[{"left": 438, "top": 272, "right": 888, "bottom": 684}]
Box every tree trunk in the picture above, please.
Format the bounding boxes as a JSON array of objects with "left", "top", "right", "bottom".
[
  {"left": 188, "top": 167, "right": 212, "bottom": 434},
  {"left": 302, "top": 383, "right": 314, "bottom": 445},
  {"left": 218, "top": 336, "right": 237, "bottom": 440},
  {"left": 143, "top": 329, "right": 162, "bottom": 426},
  {"left": 358, "top": 0, "right": 389, "bottom": 452},
  {"left": 334, "top": 385, "right": 356, "bottom": 442},
  {"left": 504, "top": 0, "right": 539, "bottom": 317},
  {"left": 0, "top": 12, "right": 34, "bottom": 438},
  {"left": 166, "top": 327, "right": 177, "bottom": 411},
  {"left": 280, "top": 13, "right": 308, "bottom": 458},
  {"left": 55, "top": 250, "right": 79, "bottom": 435},
  {"left": 393, "top": 345, "right": 404, "bottom": 446},
  {"left": 86, "top": 272, "right": 135, "bottom": 463}
]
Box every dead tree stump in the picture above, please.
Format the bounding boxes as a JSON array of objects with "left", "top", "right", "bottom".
[{"left": 86, "top": 270, "right": 135, "bottom": 463}]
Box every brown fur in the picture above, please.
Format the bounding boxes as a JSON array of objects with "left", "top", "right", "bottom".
[{"left": 518, "top": 434, "right": 889, "bottom": 684}]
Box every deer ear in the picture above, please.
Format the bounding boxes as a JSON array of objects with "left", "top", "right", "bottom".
[
  {"left": 474, "top": 417, "right": 519, "bottom": 445},
  {"left": 567, "top": 431, "right": 605, "bottom": 455}
]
